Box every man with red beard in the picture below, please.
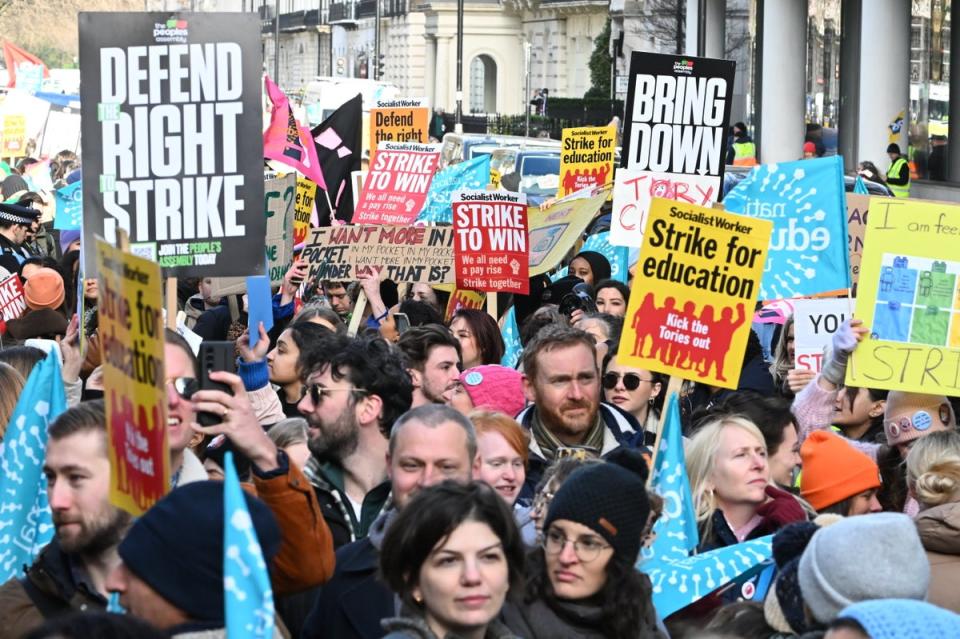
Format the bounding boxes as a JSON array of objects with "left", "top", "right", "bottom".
[
  {"left": 0, "top": 401, "right": 130, "bottom": 635},
  {"left": 517, "top": 324, "right": 645, "bottom": 502}
]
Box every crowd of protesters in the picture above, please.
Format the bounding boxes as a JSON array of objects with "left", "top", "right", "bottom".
[{"left": 0, "top": 151, "right": 958, "bottom": 639}]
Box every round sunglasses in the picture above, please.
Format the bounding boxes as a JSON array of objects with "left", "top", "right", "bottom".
[{"left": 601, "top": 372, "right": 654, "bottom": 391}]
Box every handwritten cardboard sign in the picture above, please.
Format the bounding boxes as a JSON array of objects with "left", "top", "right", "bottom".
[
  {"left": 96, "top": 239, "right": 169, "bottom": 516},
  {"left": 611, "top": 168, "right": 720, "bottom": 247},
  {"left": 793, "top": 298, "right": 850, "bottom": 372},
  {"left": 302, "top": 225, "right": 454, "bottom": 284},
  {"left": 848, "top": 198, "right": 960, "bottom": 394},
  {"left": 352, "top": 142, "right": 441, "bottom": 225}
]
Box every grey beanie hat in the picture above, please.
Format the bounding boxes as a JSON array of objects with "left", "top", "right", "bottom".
[{"left": 798, "top": 512, "right": 930, "bottom": 625}]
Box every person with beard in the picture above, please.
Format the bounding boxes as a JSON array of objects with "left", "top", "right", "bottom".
[
  {"left": 397, "top": 325, "right": 462, "bottom": 408},
  {"left": 0, "top": 401, "right": 130, "bottom": 635},
  {"left": 302, "top": 405, "right": 481, "bottom": 639},
  {"left": 517, "top": 325, "right": 644, "bottom": 502},
  {"left": 297, "top": 332, "right": 413, "bottom": 548}
]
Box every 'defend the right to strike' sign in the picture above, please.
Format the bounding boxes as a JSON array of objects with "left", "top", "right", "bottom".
[{"left": 79, "top": 12, "right": 265, "bottom": 277}]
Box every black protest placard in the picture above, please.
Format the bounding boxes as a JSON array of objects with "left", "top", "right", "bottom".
[
  {"left": 620, "top": 52, "right": 735, "bottom": 181},
  {"left": 79, "top": 13, "right": 264, "bottom": 276}
]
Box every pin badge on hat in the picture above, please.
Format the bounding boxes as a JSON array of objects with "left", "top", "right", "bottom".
[
  {"left": 464, "top": 371, "right": 483, "bottom": 386},
  {"left": 888, "top": 422, "right": 901, "bottom": 438},
  {"left": 913, "top": 411, "right": 933, "bottom": 431}
]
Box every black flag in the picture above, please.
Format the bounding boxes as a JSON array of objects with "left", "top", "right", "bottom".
[{"left": 312, "top": 94, "right": 363, "bottom": 225}]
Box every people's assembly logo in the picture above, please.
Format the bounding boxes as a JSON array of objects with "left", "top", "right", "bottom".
[
  {"left": 154, "top": 18, "right": 188, "bottom": 44},
  {"left": 672, "top": 59, "right": 694, "bottom": 75}
]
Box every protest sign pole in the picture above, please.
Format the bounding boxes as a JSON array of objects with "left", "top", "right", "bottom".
[
  {"left": 165, "top": 278, "right": 178, "bottom": 330},
  {"left": 348, "top": 291, "right": 367, "bottom": 337},
  {"left": 486, "top": 291, "right": 498, "bottom": 321},
  {"left": 648, "top": 375, "right": 684, "bottom": 478}
]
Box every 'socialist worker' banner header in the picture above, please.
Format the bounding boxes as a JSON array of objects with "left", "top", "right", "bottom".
[{"left": 79, "top": 13, "right": 265, "bottom": 277}]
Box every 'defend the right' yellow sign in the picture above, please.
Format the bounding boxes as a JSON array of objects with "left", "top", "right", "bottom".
[{"left": 847, "top": 198, "right": 960, "bottom": 394}]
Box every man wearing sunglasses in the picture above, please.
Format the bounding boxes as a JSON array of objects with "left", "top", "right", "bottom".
[
  {"left": 297, "top": 333, "right": 413, "bottom": 549},
  {"left": 517, "top": 325, "right": 646, "bottom": 503}
]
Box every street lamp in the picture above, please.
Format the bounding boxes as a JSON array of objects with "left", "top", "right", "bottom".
[
  {"left": 455, "top": 0, "right": 463, "bottom": 133},
  {"left": 274, "top": 0, "right": 281, "bottom": 83}
]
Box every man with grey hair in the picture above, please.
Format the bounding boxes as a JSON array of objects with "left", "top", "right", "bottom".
[{"left": 302, "top": 404, "right": 479, "bottom": 639}]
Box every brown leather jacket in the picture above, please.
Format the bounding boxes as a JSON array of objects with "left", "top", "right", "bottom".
[{"left": 252, "top": 452, "right": 336, "bottom": 594}]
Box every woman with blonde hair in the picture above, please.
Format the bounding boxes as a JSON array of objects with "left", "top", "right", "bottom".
[
  {"left": 907, "top": 430, "right": 960, "bottom": 613},
  {"left": 0, "top": 362, "right": 25, "bottom": 440},
  {"left": 687, "top": 416, "right": 806, "bottom": 552}
]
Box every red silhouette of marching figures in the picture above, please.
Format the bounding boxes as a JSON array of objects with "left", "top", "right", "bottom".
[{"left": 630, "top": 293, "right": 746, "bottom": 382}]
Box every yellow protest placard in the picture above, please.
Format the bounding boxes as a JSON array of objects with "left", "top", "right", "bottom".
[
  {"left": 558, "top": 125, "right": 616, "bottom": 197},
  {"left": 847, "top": 198, "right": 960, "bottom": 394},
  {"left": 1, "top": 115, "right": 26, "bottom": 157},
  {"left": 527, "top": 191, "right": 607, "bottom": 277},
  {"left": 294, "top": 176, "right": 317, "bottom": 246},
  {"left": 97, "top": 239, "right": 170, "bottom": 516},
  {"left": 370, "top": 98, "right": 429, "bottom": 159},
  {"left": 618, "top": 198, "right": 772, "bottom": 389}
]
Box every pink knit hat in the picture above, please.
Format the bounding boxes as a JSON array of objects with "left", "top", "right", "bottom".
[{"left": 459, "top": 365, "right": 526, "bottom": 417}]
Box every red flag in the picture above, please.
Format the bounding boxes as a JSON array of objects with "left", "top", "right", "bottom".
[
  {"left": 2, "top": 41, "right": 49, "bottom": 88},
  {"left": 262, "top": 77, "right": 327, "bottom": 190}
]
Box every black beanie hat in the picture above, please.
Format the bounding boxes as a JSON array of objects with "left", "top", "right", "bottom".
[
  {"left": 544, "top": 448, "right": 650, "bottom": 564},
  {"left": 118, "top": 480, "right": 281, "bottom": 623},
  {"left": 572, "top": 250, "right": 611, "bottom": 283},
  {"left": 887, "top": 143, "right": 901, "bottom": 154}
]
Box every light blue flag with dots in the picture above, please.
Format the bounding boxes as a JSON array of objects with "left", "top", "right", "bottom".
[
  {"left": 416, "top": 155, "right": 491, "bottom": 224},
  {"left": 53, "top": 181, "right": 83, "bottom": 231},
  {"left": 723, "top": 155, "right": 850, "bottom": 299},
  {"left": 0, "top": 349, "right": 66, "bottom": 580},
  {"left": 638, "top": 393, "right": 774, "bottom": 617},
  {"left": 500, "top": 306, "right": 522, "bottom": 369},
  {"left": 224, "top": 451, "right": 275, "bottom": 638},
  {"left": 640, "top": 393, "right": 698, "bottom": 564}
]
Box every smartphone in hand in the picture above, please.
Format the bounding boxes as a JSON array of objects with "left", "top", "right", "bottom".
[{"left": 197, "top": 341, "right": 236, "bottom": 427}]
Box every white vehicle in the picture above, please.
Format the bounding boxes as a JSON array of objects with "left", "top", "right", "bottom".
[{"left": 299, "top": 76, "right": 402, "bottom": 127}]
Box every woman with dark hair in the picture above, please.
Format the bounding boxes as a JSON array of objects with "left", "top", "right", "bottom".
[
  {"left": 593, "top": 279, "right": 629, "bottom": 317},
  {"left": 0, "top": 345, "right": 46, "bottom": 380},
  {"left": 451, "top": 308, "right": 505, "bottom": 369},
  {"left": 379, "top": 481, "right": 525, "bottom": 639},
  {"left": 568, "top": 251, "right": 611, "bottom": 287},
  {"left": 601, "top": 352, "right": 662, "bottom": 438},
  {"left": 295, "top": 301, "right": 348, "bottom": 335},
  {"left": 502, "top": 449, "right": 664, "bottom": 639},
  {"left": 263, "top": 321, "right": 333, "bottom": 417},
  {"left": 831, "top": 386, "right": 888, "bottom": 443}
]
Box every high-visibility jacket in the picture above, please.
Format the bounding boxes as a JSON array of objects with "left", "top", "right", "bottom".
[
  {"left": 887, "top": 157, "right": 910, "bottom": 197},
  {"left": 732, "top": 140, "right": 758, "bottom": 166}
]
